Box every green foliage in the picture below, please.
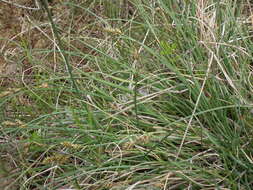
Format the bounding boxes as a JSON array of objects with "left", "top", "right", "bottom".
[{"left": 1, "top": 0, "right": 253, "bottom": 189}]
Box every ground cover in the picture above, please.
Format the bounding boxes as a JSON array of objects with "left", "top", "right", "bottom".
[{"left": 0, "top": 0, "right": 253, "bottom": 189}]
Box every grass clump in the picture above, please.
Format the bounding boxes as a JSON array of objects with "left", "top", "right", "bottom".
[{"left": 0, "top": 0, "right": 253, "bottom": 189}]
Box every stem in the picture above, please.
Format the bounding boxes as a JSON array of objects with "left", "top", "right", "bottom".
[{"left": 39, "top": 0, "right": 94, "bottom": 126}]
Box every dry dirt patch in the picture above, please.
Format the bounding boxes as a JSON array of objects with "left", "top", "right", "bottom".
[{"left": 0, "top": 0, "right": 60, "bottom": 86}]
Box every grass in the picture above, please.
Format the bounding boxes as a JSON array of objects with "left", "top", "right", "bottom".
[{"left": 0, "top": 0, "right": 253, "bottom": 189}]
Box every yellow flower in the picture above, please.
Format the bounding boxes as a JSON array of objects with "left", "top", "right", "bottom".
[
  {"left": 104, "top": 27, "right": 122, "bottom": 35},
  {"left": 43, "top": 153, "right": 69, "bottom": 164},
  {"left": 60, "top": 141, "right": 83, "bottom": 150}
]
